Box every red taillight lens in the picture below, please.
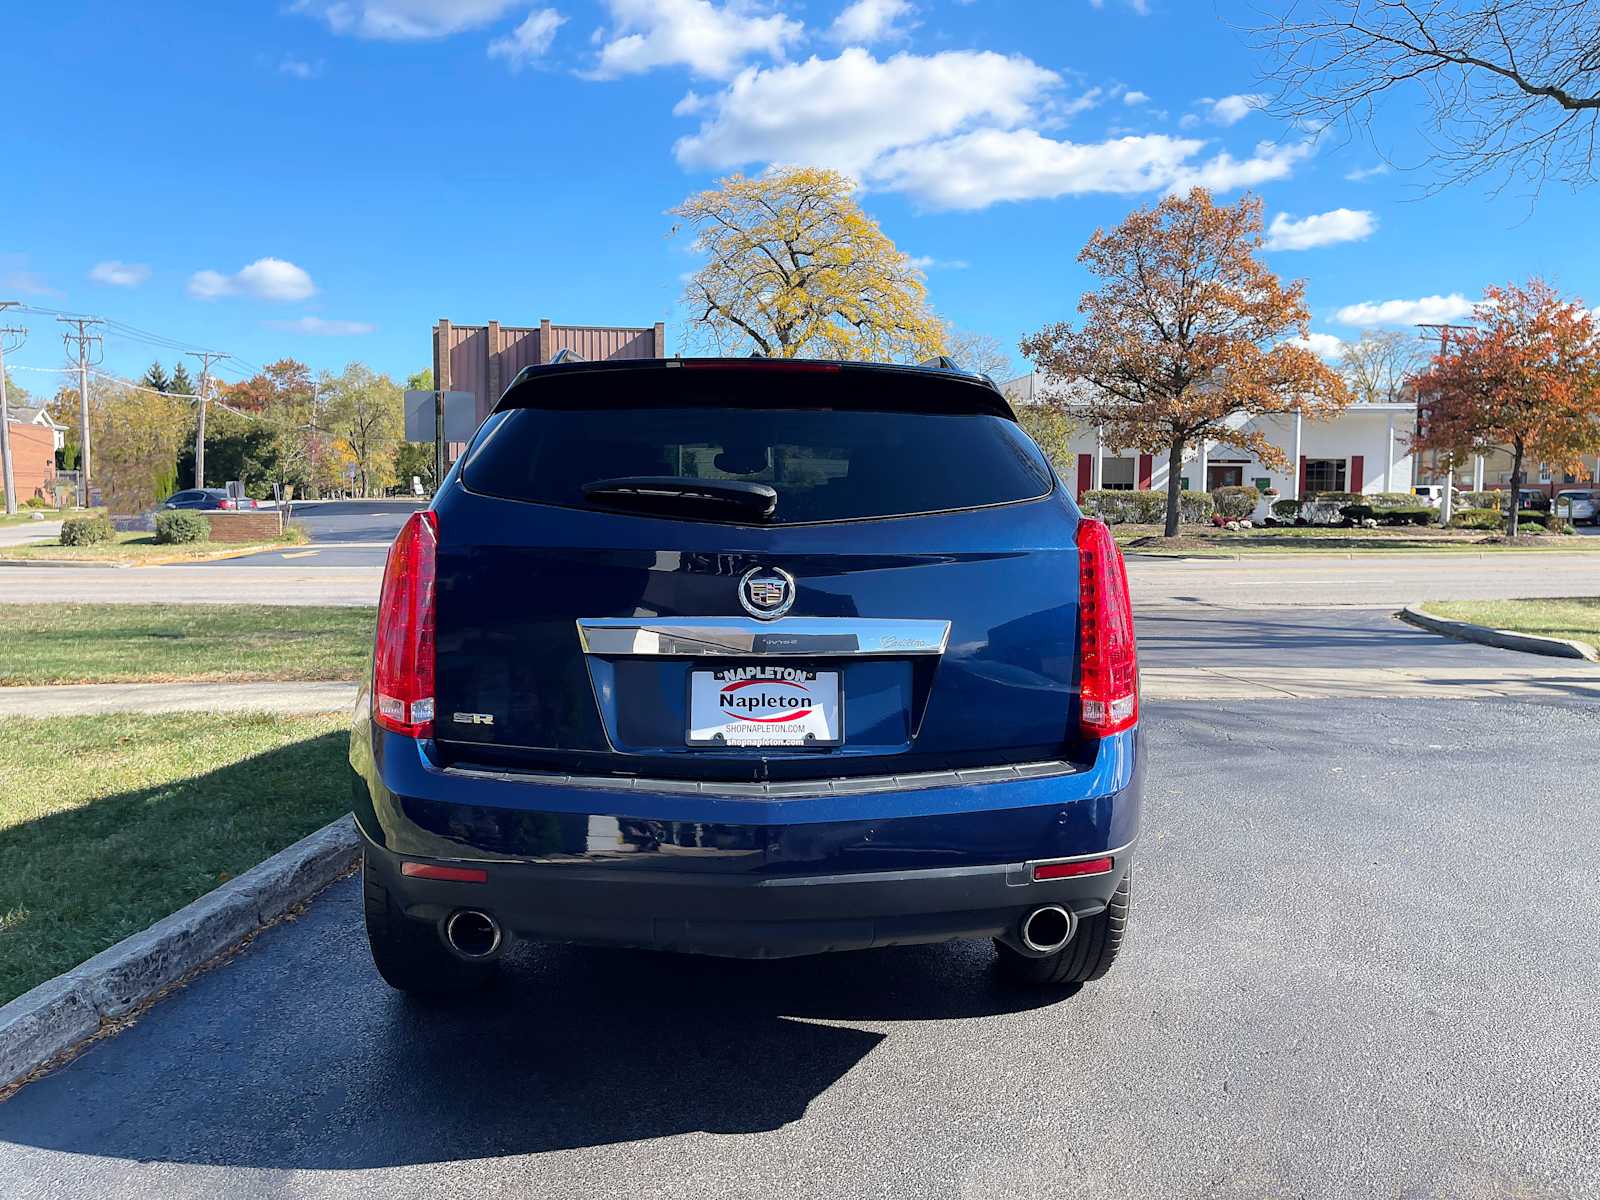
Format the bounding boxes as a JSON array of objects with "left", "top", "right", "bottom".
[
  {"left": 1033, "top": 856, "right": 1114, "bottom": 881},
  {"left": 401, "top": 861, "right": 487, "bottom": 883},
  {"left": 218, "top": 497, "right": 235, "bottom": 509},
  {"left": 373, "top": 510, "right": 438, "bottom": 738},
  {"left": 1076, "top": 517, "right": 1138, "bottom": 737}
]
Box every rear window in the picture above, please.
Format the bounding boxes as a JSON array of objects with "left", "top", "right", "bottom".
[{"left": 462, "top": 405, "right": 1054, "bottom": 524}]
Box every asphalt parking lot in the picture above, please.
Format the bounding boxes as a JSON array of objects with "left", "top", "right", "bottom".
[{"left": 3, "top": 697, "right": 1596, "bottom": 1200}]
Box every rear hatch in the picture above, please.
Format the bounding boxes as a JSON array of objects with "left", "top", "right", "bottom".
[{"left": 431, "top": 361, "right": 1085, "bottom": 782}]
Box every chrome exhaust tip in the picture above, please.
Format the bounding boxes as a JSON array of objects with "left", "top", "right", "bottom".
[
  {"left": 1019, "top": 905, "right": 1075, "bottom": 955},
  {"left": 443, "top": 909, "right": 503, "bottom": 960}
]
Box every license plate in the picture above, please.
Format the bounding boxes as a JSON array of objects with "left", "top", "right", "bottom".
[{"left": 688, "top": 666, "right": 842, "bottom": 747}]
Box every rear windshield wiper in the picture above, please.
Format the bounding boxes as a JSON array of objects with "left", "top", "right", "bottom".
[{"left": 581, "top": 476, "right": 778, "bottom": 520}]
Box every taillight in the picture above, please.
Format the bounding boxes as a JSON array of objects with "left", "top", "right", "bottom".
[
  {"left": 218, "top": 498, "right": 235, "bottom": 509},
  {"left": 373, "top": 510, "right": 438, "bottom": 737},
  {"left": 1076, "top": 517, "right": 1138, "bottom": 737}
]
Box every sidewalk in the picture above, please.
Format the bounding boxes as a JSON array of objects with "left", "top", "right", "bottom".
[
  {"left": 0, "top": 681, "right": 358, "bottom": 718},
  {"left": 4, "top": 664, "right": 1594, "bottom": 720}
]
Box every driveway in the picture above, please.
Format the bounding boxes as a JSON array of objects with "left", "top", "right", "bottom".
[{"left": 3, "top": 697, "right": 1595, "bottom": 1199}]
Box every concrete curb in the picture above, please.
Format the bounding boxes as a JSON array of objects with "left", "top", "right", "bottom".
[
  {"left": 0, "top": 557, "right": 132, "bottom": 569},
  {"left": 1400, "top": 605, "right": 1600, "bottom": 662},
  {"left": 0, "top": 816, "right": 360, "bottom": 1090}
]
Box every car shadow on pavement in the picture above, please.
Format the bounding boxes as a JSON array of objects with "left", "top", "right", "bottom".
[{"left": 0, "top": 883, "right": 1075, "bottom": 1169}]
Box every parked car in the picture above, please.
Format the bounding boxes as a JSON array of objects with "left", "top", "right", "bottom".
[
  {"left": 1553, "top": 490, "right": 1599, "bottom": 525},
  {"left": 160, "top": 488, "right": 259, "bottom": 510},
  {"left": 1517, "top": 488, "right": 1552, "bottom": 512},
  {"left": 1411, "top": 485, "right": 1459, "bottom": 509},
  {"left": 350, "top": 357, "right": 1143, "bottom": 996}
]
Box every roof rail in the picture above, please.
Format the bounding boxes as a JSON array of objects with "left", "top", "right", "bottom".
[{"left": 547, "top": 348, "right": 586, "bottom": 365}]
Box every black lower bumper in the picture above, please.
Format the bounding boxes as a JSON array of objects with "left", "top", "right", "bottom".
[{"left": 363, "top": 831, "right": 1133, "bottom": 960}]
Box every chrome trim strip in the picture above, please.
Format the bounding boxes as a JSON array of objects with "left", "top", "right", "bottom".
[
  {"left": 444, "top": 757, "right": 1083, "bottom": 797},
  {"left": 576, "top": 616, "right": 952, "bottom": 658}
]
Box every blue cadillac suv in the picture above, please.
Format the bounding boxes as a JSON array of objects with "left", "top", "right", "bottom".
[{"left": 349, "top": 357, "right": 1142, "bottom": 994}]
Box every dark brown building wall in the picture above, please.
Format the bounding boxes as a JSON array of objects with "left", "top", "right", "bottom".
[{"left": 434, "top": 317, "right": 664, "bottom": 422}]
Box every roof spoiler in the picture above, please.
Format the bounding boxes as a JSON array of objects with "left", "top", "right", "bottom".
[
  {"left": 547, "top": 348, "right": 586, "bottom": 365},
  {"left": 919, "top": 355, "right": 968, "bottom": 373}
]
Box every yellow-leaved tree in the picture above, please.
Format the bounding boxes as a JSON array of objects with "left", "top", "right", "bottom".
[{"left": 672, "top": 168, "right": 946, "bottom": 361}]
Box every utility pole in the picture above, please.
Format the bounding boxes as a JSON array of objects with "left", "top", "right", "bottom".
[
  {"left": 0, "top": 302, "right": 23, "bottom": 515},
  {"left": 58, "top": 316, "right": 104, "bottom": 507},
  {"left": 186, "top": 351, "right": 229, "bottom": 489}
]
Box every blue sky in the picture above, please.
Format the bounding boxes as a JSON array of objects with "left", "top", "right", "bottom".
[{"left": 4, "top": 0, "right": 1596, "bottom": 392}]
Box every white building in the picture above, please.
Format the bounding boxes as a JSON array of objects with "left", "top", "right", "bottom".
[{"left": 1003, "top": 374, "right": 1418, "bottom": 500}]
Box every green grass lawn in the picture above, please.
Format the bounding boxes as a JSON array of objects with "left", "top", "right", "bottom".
[
  {"left": 0, "top": 604, "right": 375, "bottom": 685},
  {"left": 0, "top": 527, "right": 306, "bottom": 562},
  {"left": 1113, "top": 525, "right": 1600, "bottom": 555},
  {"left": 0, "top": 712, "right": 350, "bottom": 1004},
  {"left": 1421, "top": 598, "right": 1600, "bottom": 653}
]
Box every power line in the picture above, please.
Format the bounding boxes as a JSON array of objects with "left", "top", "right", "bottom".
[
  {"left": 0, "top": 303, "right": 25, "bottom": 515},
  {"left": 186, "top": 350, "right": 229, "bottom": 489},
  {"left": 58, "top": 316, "right": 105, "bottom": 505}
]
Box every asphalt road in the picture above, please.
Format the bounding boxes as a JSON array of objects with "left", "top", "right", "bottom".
[
  {"left": 189, "top": 500, "right": 422, "bottom": 569},
  {"left": 1134, "top": 605, "right": 1541, "bottom": 670},
  {"left": 3, "top": 697, "right": 1597, "bottom": 1200}
]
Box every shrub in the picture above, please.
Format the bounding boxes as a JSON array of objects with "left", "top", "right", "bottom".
[
  {"left": 1298, "top": 497, "right": 1348, "bottom": 526},
  {"left": 1210, "top": 485, "right": 1259, "bottom": 520},
  {"left": 59, "top": 516, "right": 113, "bottom": 546},
  {"left": 1461, "top": 490, "right": 1504, "bottom": 510},
  {"left": 1547, "top": 517, "right": 1577, "bottom": 535},
  {"left": 1515, "top": 509, "right": 1549, "bottom": 529},
  {"left": 1082, "top": 489, "right": 1214, "bottom": 525},
  {"left": 1365, "top": 492, "right": 1424, "bottom": 512},
  {"left": 1346, "top": 504, "right": 1434, "bottom": 527},
  {"left": 22, "top": 495, "right": 52, "bottom": 510},
  {"left": 1449, "top": 507, "right": 1504, "bottom": 530},
  {"left": 154, "top": 510, "right": 211, "bottom": 544}
]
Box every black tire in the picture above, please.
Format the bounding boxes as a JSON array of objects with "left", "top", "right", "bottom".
[
  {"left": 995, "top": 869, "right": 1132, "bottom": 987},
  {"left": 363, "top": 851, "right": 495, "bottom": 996}
]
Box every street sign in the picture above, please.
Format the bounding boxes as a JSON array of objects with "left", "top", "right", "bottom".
[{"left": 404, "top": 390, "right": 477, "bottom": 443}]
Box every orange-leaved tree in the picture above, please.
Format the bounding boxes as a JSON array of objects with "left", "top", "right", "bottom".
[
  {"left": 1414, "top": 279, "right": 1600, "bottom": 537},
  {"left": 1021, "top": 188, "right": 1349, "bottom": 537}
]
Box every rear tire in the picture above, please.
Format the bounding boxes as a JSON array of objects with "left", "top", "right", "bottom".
[
  {"left": 363, "top": 850, "right": 495, "bottom": 996},
  {"left": 995, "top": 869, "right": 1132, "bottom": 987}
]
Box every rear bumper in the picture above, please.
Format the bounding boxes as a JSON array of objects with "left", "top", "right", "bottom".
[
  {"left": 363, "top": 831, "right": 1133, "bottom": 959},
  {"left": 351, "top": 711, "right": 1142, "bottom": 959}
]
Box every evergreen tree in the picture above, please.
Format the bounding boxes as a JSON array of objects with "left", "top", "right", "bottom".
[
  {"left": 169, "top": 361, "right": 195, "bottom": 395},
  {"left": 140, "top": 361, "right": 172, "bottom": 393}
]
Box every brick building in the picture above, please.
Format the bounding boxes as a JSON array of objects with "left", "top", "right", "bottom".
[
  {"left": 4, "top": 419, "right": 57, "bottom": 502},
  {"left": 433, "top": 318, "right": 666, "bottom": 424}
]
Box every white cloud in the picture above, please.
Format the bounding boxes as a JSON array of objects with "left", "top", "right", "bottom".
[
  {"left": 871, "top": 130, "right": 1208, "bottom": 209},
  {"left": 1292, "top": 332, "right": 1345, "bottom": 361},
  {"left": 290, "top": 0, "right": 522, "bottom": 39},
  {"left": 590, "top": 0, "right": 802, "bottom": 80},
  {"left": 830, "top": 0, "right": 914, "bottom": 43},
  {"left": 188, "top": 258, "right": 317, "bottom": 302},
  {"left": 265, "top": 316, "right": 377, "bottom": 336},
  {"left": 0, "top": 255, "right": 56, "bottom": 297},
  {"left": 488, "top": 8, "right": 566, "bottom": 69},
  {"left": 1264, "top": 208, "right": 1377, "bottom": 251},
  {"left": 1335, "top": 294, "right": 1476, "bottom": 327},
  {"left": 674, "top": 49, "right": 1314, "bottom": 210},
  {"left": 89, "top": 260, "right": 151, "bottom": 287},
  {"left": 1122, "top": 90, "right": 1149, "bottom": 105},
  {"left": 675, "top": 49, "right": 1061, "bottom": 176},
  {"left": 1344, "top": 163, "right": 1391, "bottom": 182},
  {"left": 906, "top": 255, "right": 970, "bottom": 270},
  {"left": 1197, "top": 93, "right": 1264, "bottom": 126},
  {"left": 1163, "top": 138, "right": 1314, "bottom": 195},
  {"left": 278, "top": 56, "right": 323, "bottom": 78}
]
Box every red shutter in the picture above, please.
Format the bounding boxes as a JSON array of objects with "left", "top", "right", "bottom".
[
  {"left": 1076, "top": 453, "right": 1093, "bottom": 502},
  {"left": 1298, "top": 455, "right": 1308, "bottom": 496},
  {"left": 1137, "top": 453, "right": 1153, "bottom": 491},
  {"left": 1349, "top": 455, "right": 1365, "bottom": 493}
]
